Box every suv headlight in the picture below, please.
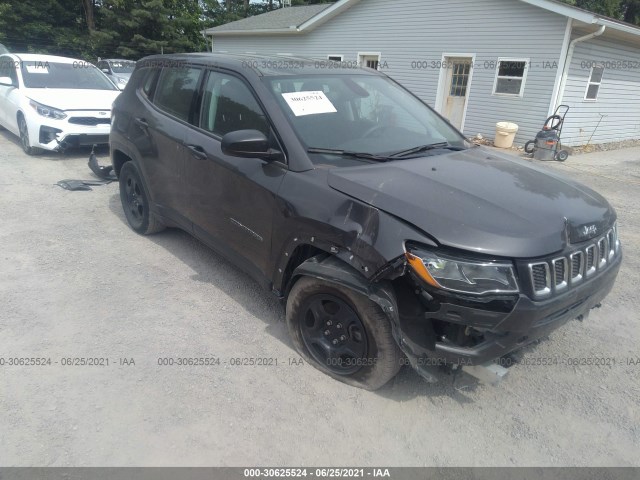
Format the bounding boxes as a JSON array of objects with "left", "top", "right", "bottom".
[
  {"left": 117, "top": 77, "right": 127, "bottom": 85},
  {"left": 405, "top": 245, "right": 519, "bottom": 295},
  {"left": 29, "top": 100, "right": 67, "bottom": 120}
]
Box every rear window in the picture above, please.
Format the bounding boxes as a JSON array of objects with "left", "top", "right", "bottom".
[
  {"left": 153, "top": 67, "right": 202, "bottom": 122},
  {"left": 20, "top": 61, "right": 118, "bottom": 90},
  {"left": 109, "top": 61, "right": 136, "bottom": 74}
]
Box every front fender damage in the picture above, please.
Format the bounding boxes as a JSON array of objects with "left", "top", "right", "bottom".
[{"left": 290, "top": 254, "right": 441, "bottom": 383}]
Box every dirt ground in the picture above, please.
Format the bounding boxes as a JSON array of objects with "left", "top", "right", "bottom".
[{"left": 0, "top": 130, "right": 638, "bottom": 467}]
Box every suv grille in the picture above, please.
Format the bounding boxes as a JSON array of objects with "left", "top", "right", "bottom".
[{"left": 528, "top": 225, "right": 619, "bottom": 298}]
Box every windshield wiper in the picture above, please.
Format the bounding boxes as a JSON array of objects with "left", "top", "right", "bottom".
[
  {"left": 307, "top": 147, "right": 390, "bottom": 162},
  {"left": 389, "top": 142, "right": 465, "bottom": 158}
]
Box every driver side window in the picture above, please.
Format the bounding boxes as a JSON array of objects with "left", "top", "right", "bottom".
[{"left": 199, "top": 71, "right": 269, "bottom": 138}]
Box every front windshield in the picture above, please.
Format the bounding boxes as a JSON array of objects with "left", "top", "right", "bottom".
[
  {"left": 266, "top": 74, "right": 468, "bottom": 162},
  {"left": 109, "top": 61, "right": 135, "bottom": 74},
  {"left": 20, "top": 61, "right": 118, "bottom": 90}
]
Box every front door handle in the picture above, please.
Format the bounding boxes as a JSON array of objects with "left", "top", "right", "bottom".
[
  {"left": 186, "top": 144, "right": 207, "bottom": 160},
  {"left": 134, "top": 117, "right": 149, "bottom": 128}
]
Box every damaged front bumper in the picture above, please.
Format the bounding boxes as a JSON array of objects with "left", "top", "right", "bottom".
[
  {"left": 290, "top": 249, "right": 621, "bottom": 385},
  {"left": 399, "top": 251, "right": 622, "bottom": 382},
  {"left": 28, "top": 110, "right": 111, "bottom": 151}
]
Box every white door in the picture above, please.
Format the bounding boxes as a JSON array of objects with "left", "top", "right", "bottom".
[{"left": 442, "top": 58, "right": 472, "bottom": 130}]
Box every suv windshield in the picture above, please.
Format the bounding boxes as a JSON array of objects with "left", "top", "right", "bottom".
[
  {"left": 20, "top": 61, "right": 118, "bottom": 90},
  {"left": 109, "top": 61, "right": 136, "bottom": 74},
  {"left": 266, "top": 74, "right": 468, "bottom": 162}
]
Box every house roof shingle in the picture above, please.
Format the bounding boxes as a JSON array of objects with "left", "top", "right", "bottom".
[
  {"left": 204, "top": 0, "right": 640, "bottom": 40},
  {"left": 204, "top": 5, "right": 333, "bottom": 34}
]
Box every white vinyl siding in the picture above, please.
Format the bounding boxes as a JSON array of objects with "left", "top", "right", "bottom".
[{"left": 560, "top": 31, "right": 640, "bottom": 146}]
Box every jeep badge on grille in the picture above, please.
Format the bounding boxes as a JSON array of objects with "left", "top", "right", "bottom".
[{"left": 581, "top": 224, "right": 598, "bottom": 239}]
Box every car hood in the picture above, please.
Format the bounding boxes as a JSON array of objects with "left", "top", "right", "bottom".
[
  {"left": 327, "top": 147, "right": 616, "bottom": 258},
  {"left": 25, "top": 89, "right": 120, "bottom": 111}
]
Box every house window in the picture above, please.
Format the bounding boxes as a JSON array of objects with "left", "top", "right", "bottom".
[
  {"left": 585, "top": 65, "right": 604, "bottom": 101},
  {"left": 327, "top": 55, "right": 343, "bottom": 62},
  {"left": 358, "top": 53, "right": 381, "bottom": 70},
  {"left": 493, "top": 58, "right": 529, "bottom": 96}
]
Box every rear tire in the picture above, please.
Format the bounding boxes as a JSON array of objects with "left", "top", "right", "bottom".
[
  {"left": 118, "top": 162, "right": 165, "bottom": 235},
  {"left": 286, "top": 276, "right": 402, "bottom": 390},
  {"left": 18, "top": 114, "right": 42, "bottom": 156}
]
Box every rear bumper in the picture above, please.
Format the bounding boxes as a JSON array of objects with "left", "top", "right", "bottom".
[{"left": 400, "top": 250, "right": 622, "bottom": 371}]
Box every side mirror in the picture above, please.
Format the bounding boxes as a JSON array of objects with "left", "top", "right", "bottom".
[
  {"left": 221, "top": 129, "right": 284, "bottom": 162},
  {"left": 0, "top": 76, "right": 14, "bottom": 87}
]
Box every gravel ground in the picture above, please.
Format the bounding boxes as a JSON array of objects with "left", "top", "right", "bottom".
[{"left": 0, "top": 131, "right": 638, "bottom": 467}]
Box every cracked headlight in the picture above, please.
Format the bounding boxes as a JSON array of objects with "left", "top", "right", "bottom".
[
  {"left": 405, "top": 246, "right": 519, "bottom": 295},
  {"left": 29, "top": 100, "right": 67, "bottom": 120}
]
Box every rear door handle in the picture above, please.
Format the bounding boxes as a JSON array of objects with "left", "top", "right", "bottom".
[
  {"left": 134, "top": 117, "right": 149, "bottom": 128},
  {"left": 186, "top": 144, "right": 208, "bottom": 160}
]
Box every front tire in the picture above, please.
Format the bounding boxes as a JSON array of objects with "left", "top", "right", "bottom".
[
  {"left": 286, "top": 276, "right": 402, "bottom": 390},
  {"left": 18, "top": 114, "right": 42, "bottom": 156},
  {"left": 118, "top": 162, "right": 165, "bottom": 235}
]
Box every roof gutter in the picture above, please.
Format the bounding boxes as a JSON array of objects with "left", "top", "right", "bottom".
[
  {"left": 555, "top": 24, "right": 606, "bottom": 108},
  {"left": 205, "top": 27, "right": 302, "bottom": 37}
]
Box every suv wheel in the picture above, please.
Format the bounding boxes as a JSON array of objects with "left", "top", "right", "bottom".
[
  {"left": 286, "top": 276, "right": 402, "bottom": 390},
  {"left": 118, "top": 162, "right": 165, "bottom": 235}
]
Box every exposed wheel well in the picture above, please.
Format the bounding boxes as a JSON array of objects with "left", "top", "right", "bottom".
[
  {"left": 112, "top": 149, "right": 132, "bottom": 177},
  {"left": 281, "top": 244, "right": 326, "bottom": 297}
]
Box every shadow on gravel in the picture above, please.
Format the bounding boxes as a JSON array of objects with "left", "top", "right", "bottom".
[{"left": 107, "top": 192, "right": 483, "bottom": 401}]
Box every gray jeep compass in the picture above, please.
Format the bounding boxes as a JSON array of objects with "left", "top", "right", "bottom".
[{"left": 110, "top": 53, "right": 622, "bottom": 390}]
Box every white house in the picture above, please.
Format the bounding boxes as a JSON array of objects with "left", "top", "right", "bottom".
[{"left": 204, "top": 0, "right": 640, "bottom": 147}]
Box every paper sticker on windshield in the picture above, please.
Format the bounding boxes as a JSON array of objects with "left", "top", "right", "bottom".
[
  {"left": 25, "top": 64, "right": 49, "bottom": 74},
  {"left": 282, "top": 91, "right": 337, "bottom": 117}
]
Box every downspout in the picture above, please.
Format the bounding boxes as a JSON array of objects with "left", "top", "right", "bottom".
[{"left": 555, "top": 24, "right": 606, "bottom": 107}]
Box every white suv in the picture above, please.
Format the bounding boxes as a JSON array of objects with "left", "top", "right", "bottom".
[{"left": 0, "top": 54, "right": 121, "bottom": 155}]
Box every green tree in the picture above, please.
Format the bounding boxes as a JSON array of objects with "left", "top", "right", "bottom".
[
  {"left": 0, "top": 0, "right": 93, "bottom": 57},
  {"left": 559, "top": 0, "right": 640, "bottom": 24},
  {"left": 92, "top": 0, "right": 207, "bottom": 58}
]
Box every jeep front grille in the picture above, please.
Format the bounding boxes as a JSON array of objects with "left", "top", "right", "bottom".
[
  {"left": 530, "top": 263, "right": 550, "bottom": 295},
  {"left": 552, "top": 257, "right": 568, "bottom": 291},
  {"left": 528, "top": 225, "right": 619, "bottom": 298}
]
